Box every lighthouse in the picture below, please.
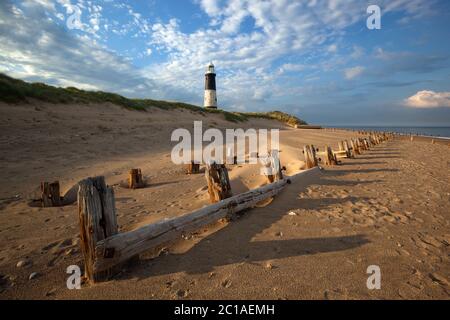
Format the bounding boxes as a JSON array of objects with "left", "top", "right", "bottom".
[{"left": 204, "top": 62, "right": 217, "bottom": 109}]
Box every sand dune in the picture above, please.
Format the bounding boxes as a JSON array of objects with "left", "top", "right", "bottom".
[{"left": 0, "top": 102, "right": 448, "bottom": 299}]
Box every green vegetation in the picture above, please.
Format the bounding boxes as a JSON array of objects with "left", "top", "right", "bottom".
[
  {"left": 235, "top": 111, "right": 307, "bottom": 127},
  {"left": 0, "top": 73, "right": 307, "bottom": 126}
]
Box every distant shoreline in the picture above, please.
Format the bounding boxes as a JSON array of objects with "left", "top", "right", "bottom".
[{"left": 324, "top": 126, "right": 450, "bottom": 140}]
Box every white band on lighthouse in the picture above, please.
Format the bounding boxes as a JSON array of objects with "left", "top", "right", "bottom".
[{"left": 204, "top": 89, "right": 217, "bottom": 109}]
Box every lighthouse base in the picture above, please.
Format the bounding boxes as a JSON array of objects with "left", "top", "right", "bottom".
[{"left": 204, "top": 106, "right": 217, "bottom": 109}]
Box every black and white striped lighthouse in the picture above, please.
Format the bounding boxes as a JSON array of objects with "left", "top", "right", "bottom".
[{"left": 204, "top": 62, "right": 217, "bottom": 109}]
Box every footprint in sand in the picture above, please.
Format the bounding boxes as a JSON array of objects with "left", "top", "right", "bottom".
[
  {"left": 323, "top": 288, "right": 348, "bottom": 300},
  {"left": 419, "top": 235, "right": 445, "bottom": 249},
  {"left": 390, "top": 211, "right": 410, "bottom": 223},
  {"left": 221, "top": 279, "right": 232, "bottom": 289},
  {"left": 173, "top": 289, "right": 189, "bottom": 299},
  {"left": 398, "top": 282, "right": 423, "bottom": 299},
  {"left": 380, "top": 214, "right": 398, "bottom": 224},
  {"left": 42, "top": 237, "right": 78, "bottom": 266},
  {"left": 41, "top": 241, "right": 60, "bottom": 252},
  {"left": 429, "top": 273, "right": 449, "bottom": 287},
  {"left": 116, "top": 197, "right": 136, "bottom": 204}
]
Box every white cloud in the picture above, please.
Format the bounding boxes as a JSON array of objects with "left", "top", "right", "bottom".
[
  {"left": 198, "top": 0, "right": 222, "bottom": 17},
  {"left": 404, "top": 90, "right": 450, "bottom": 108},
  {"left": 23, "top": 0, "right": 56, "bottom": 11},
  {"left": 351, "top": 45, "right": 364, "bottom": 59},
  {"left": 278, "top": 63, "right": 307, "bottom": 75},
  {"left": 344, "top": 66, "right": 365, "bottom": 79},
  {"left": 147, "top": 0, "right": 433, "bottom": 108},
  {"left": 327, "top": 44, "right": 338, "bottom": 53},
  {"left": 0, "top": 0, "right": 439, "bottom": 111},
  {"left": 0, "top": 1, "right": 164, "bottom": 98}
]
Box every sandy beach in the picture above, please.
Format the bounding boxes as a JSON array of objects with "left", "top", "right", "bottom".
[{"left": 0, "top": 102, "right": 449, "bottom": 300}]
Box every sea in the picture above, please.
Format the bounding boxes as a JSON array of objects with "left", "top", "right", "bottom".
[{"left": 328, "top": 126, "right": 450, "bottom": 139}]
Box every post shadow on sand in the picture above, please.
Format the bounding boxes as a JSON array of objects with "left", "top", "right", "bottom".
[
  {"left": 369, "top": 148, "right": 398, "bottom": 152},
  {"left": 87, "top": 143, "right": 406, "bottom": 281},
  {"left": 113, "top": 178, "right": 371, "bottom": 280},
  {"left": 340, "top": 161, "right": 387, "bottom": 166},
  {"left": 367, "top": 152, "right": 400, "bottom": 156},
  {"left": 355, "top": 149, "right": 401, "bottom": 159},
  {"left": 327, "top": 168, "right": 400, "bottom": 176},
  {"left": 356, "top": 155, "right": 401, "bottom": 160},
  {"left": 315, "top": 179, "right": 384, "bottom": 187}
]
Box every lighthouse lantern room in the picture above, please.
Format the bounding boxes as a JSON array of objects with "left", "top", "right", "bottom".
[{"left": 204, "top": 62, "right": 217, "bottom": 109}]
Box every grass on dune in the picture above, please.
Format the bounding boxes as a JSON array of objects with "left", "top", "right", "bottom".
[{"left": 0, "top": 73, "right": 307, "bottom": 126}]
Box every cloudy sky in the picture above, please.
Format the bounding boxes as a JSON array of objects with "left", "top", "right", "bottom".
[{"left": 1, "top": 0, "right": 450, "bottom": 125}]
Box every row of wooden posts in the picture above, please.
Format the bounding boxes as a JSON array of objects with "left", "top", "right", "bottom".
[
  {"left": 39, "top": 132, "right": 391, "bottom": 283},
  {"left": 302, "top": 132, "right": 392, "bottom": 170}
]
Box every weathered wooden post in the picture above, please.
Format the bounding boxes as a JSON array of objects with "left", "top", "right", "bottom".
[
  {"left": 343, "top": 140, "right": 353, "bottom": 158},
  {"left": 351, "top": 139, "right": 360, "bottom": 155},
  {"left": 40, "top": 181, "right": 61, "bottom": 207},
  {"left": 356, "top": 138, "right": 364, "bottom": 151},
  {"left": 205, "top": 162, "right": 232, "bottom": 203},
  {"left": 185, "top": 161, "right": 200, "bottom": 174},
  {"left": 226, "top": 147, "right": 237, "bottom": 165},
  {"left": 78, "top": 176, "right": 118, "bottom": 283},
  {"left": 310, "top": 145, "right": 320, "bottom": 165},
  {"left": 261, "top": 150, "right": 284, "bottom": 183},
  {"left": 324, "top": 145, "right": 337, "bottom": 165},
  {"left": 369, "top": 135, "right": 376, "bottom": 145},
  {"left": 358, "top": 138, "right": 364, "bottom": 151},
  {"left": 128, "top": 169, "right": 145, "bottom": 189},
  {"left": 303, "top": 145, "right": 317, "bottom": 169},
  {"left": 325, "top": 146, "right": 339, "bottom": 166}
]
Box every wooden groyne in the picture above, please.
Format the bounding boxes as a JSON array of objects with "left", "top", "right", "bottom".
[{"left": 37, "top": 132, "right": 392, "bottom": 283}]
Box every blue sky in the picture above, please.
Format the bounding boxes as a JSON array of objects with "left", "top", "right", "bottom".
[{"left": 1, "top": 0, "right": 449, "bottom": 125}]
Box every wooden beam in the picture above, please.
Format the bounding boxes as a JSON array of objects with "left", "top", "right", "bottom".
[{"left": 92, "top": 167, "right": 320, "bottom": 274}]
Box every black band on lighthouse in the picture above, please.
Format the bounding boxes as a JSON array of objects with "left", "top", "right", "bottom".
[{"left": 205, "top": 73, "right": 216, "bottom": 90}]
